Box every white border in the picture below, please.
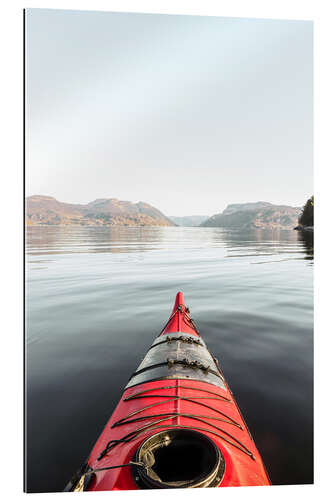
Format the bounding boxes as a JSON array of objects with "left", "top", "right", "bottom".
[{"left": 1, "top": 1, "right": 332, "bottom": 499}]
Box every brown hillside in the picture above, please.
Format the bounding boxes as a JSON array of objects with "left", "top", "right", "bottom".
[
  {"left": 26, "top": 196, "right": 175, "bottom": 227},
  {"left": 201, "top": 202, "right": 301, "bottom": 230}
]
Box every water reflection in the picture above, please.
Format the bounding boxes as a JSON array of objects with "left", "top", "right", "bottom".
[
  {"left": 26, "top": 226, "right": 165, "bottom": 255},
  {"left": 26, "top": 226, "right": 313, "bottom": 491},
  {"left": 26, "top": 226, "right": 313, "bottom": 263},
  {"left": 297, "top": 230, "right": 314, "bottom": 261},
  {"left": 206, "top": 228, "right": 310, "bottom": 262}
]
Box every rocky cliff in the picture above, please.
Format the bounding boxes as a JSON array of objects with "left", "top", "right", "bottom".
[
  {"left": 26, "top": 196, "right": 175, "bottom": 227},
  {"left": 201, "top": 202, "right": 301, "bottom": 230}
]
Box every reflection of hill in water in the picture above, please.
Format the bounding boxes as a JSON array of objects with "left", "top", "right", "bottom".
[
  {"left": 206, "top": 228, "right": 313, "bottom": 263},
  {"left": 26, "top": 226, "right": 166, "bottom": 256},
  {"left": 26, "top": 226, "right": 313, "bottom": 264},
  {"left": 210, "top": 228, "right": 297, "bottom": 250}
]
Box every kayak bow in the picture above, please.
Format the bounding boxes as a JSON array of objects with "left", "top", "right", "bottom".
[{"left": 65, "top": 292, "right": 270, "bottom": 491}]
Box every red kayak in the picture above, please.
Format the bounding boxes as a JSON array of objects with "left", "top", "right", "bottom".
[{"left": 65, "top": 292, "right": 270, "bottom": 491}]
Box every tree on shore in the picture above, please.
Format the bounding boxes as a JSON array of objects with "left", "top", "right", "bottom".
[{"left": 299, "top": 195, "right": 314, "bottom": 226}]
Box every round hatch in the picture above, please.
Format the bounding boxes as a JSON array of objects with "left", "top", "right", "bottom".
[{"left": 132, "top": 429, "right": 225, "bottom": 489}]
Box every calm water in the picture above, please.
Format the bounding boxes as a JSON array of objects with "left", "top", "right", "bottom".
[{"left": 25, "top": 226, "right": 313, "bottom": 492}]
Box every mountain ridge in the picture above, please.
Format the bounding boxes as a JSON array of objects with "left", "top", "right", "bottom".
[
  {"left": 201, "top": 202, "right": 301, "bottom": 230},
  {"left": 26, "top": 195, "right": 175, "bottom": 227}
]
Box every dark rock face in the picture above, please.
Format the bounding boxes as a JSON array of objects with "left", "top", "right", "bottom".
[
  {"left": 26, "top": 196, "right": 175, "bottom": 227},
  {"left": 201, "top": 202, "right": 301, "bottom": 230},
  {"left": 298, "top": 196, "right": 314, "bottom": 227}
]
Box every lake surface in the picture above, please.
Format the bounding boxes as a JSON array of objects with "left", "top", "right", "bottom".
[{"left": 25, "top": 226, "right": 313, "bottom": 492}]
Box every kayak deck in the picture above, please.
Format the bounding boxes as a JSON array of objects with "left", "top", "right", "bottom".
[{"left": 65, "top": 292, "right": 270, "bottom": 491}]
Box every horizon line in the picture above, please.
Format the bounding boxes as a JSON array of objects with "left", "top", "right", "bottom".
[{"left": 25, "top": 193, "right": 308, "bottom": 218}]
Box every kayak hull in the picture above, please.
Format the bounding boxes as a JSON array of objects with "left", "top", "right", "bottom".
[{"left": 66, "top": 292, "right": 270, "bottom": 491}]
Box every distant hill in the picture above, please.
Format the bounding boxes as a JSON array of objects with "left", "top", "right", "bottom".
[
  {"left": 222, "top": 202, "right": 273, "bottom": 216},
  {"left": 201, "top": 202, "right": 301, "bottom": 230},
  {"left": 168, "top": 215, "right": 210, "bottom": 227},
  {"left": 26, "top": 196, "right": 175, "bottom": 227}
]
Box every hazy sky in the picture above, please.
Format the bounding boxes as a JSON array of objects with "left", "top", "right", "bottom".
[{"left": 26, "top": 9, "right": 313, "bottom": 216}]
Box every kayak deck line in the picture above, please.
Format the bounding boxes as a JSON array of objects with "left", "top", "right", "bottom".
[
  {"left": 148, "top": 335, "right": 203, "bottom": 350},
  {"left": 112, "top": 411, "right": 242, "bottom": 430},
  {"left": 117, "top": 395, "right": 240, "bottom": 427},
  {"left": 126, "top": 330, "right": 226, "bottom": 389},
  {"left": 98, "top": 383, "right": 253, "bottom": 461},
  {"left": 159, "top": 301, "right": 200, "bottom": 337},
  {"left": 123, "top": 383, "right": 231, "bottom": 402},
  {"left": 65, "top": 292, "right": 271, "bottom": 491},
  {"left": 128, "top": 358, "right": 223, "bottom": 381},
  {"left": 97, "top": 416, "right": 255, "bottom": 462}
]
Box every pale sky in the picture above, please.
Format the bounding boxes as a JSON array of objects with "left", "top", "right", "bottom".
[{"left": 26, "top": 9, "right": 313, "bottom": 216}]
